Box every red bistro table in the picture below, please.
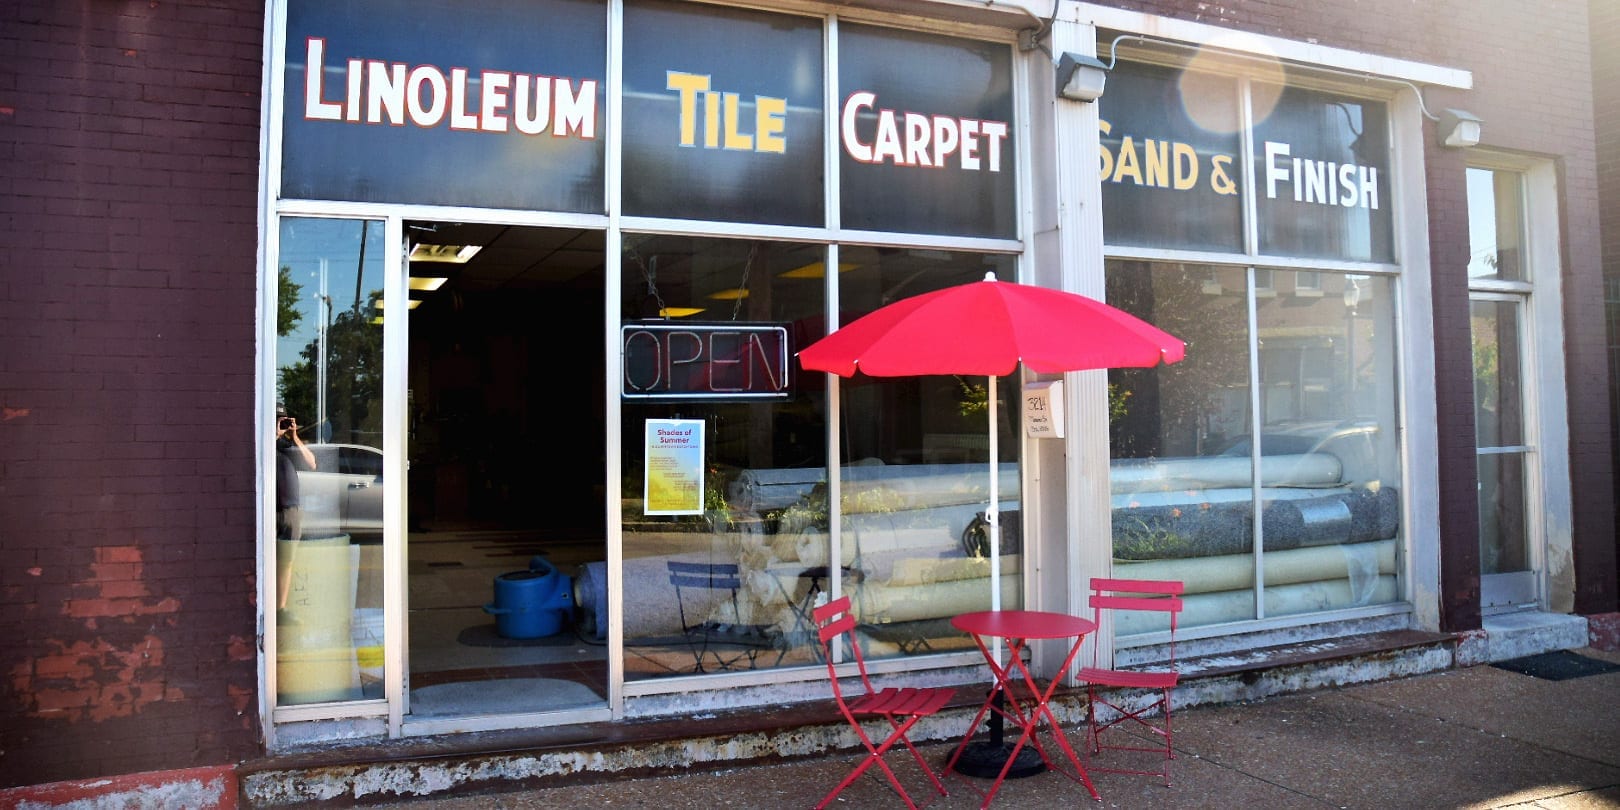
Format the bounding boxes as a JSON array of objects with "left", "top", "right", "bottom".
[{"left": 945, "top": 610, "right": 1101, "bottom": 806}]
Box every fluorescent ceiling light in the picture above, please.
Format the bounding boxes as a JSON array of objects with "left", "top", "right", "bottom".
[
  {"left": 659, "top": 307, "right": 705, "bottom": 318},
  {"left": 780, "top": 262, "right": 856, "bottom": 279},
  {"left": 410, "top": 244, "right": 482, "bottom": 263},
  {"left": 409, "top": 276, "right": 448, "bottom": 291},
  {"left": 370, "top": 316, "right": 385, "bottom": 325},
  {"left": 374, "top": 299, "right": 422, "bottom": 310},
  {"left": 707, "top": 289, "right": 749, "bottom": 301}
]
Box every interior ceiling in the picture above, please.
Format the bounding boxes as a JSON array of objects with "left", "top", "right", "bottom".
[{"left": 407, "top": 222, "right": 605, "bottom": 292}]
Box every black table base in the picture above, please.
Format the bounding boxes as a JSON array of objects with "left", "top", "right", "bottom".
[{"left": 948, "top": 737, "right": 1046, "bottom": 779}]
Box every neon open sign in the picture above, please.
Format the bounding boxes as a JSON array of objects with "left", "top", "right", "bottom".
[{"left": 621, "top": 322, "right": 792, "bottom": 400}]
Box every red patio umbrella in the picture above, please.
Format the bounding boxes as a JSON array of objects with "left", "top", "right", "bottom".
[{"left": 798, "top": 272, "right": 1184, "bottom": 609}]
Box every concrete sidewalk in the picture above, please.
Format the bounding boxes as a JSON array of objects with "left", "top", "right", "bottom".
[{"left": 370, "top": 647, "right": 1620, "bottom": 810}]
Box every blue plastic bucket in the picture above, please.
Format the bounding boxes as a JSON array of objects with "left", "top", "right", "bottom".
[{"left": 483, "top": 557, "right": 574, "bottom": 639}]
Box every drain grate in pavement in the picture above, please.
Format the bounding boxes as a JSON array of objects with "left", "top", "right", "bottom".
[{"left": 1491, "top": 650, "right": 1620, "bottom": 681}]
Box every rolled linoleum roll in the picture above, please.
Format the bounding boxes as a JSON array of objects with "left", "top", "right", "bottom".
[
  {"left": 1112, "top": 539, "right": 1396, "bottom": 594},
  {"left": 1115, "top": 575, "right": 1399, "bottom": 634},
  {"left": 852, "top": 574, "right": 1023, "bottom": 624}
]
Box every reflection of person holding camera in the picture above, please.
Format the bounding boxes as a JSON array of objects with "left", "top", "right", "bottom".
[{"left": 275, "top": 404, "right": 316, "bottom": 541}]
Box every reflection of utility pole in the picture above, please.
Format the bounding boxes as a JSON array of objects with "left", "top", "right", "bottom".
[
  {"left": 317, "top": 258, "right": 330, "bottom": 443},
  {"left": 352, "top": 221, "right": 368, "bottom": 312},
  {"left": 1343, "top": 278, "right": 1360, "bottom": 409}
]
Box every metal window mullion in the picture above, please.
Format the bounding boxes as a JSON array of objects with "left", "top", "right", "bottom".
[
  {"left": 1246, "top": 266, "right": 1265, "bottom": 620},
  {"left": 1237, "top": 76, "right": 1267, "bottom": 620},
  {"left": 823, "top": 14, "right": 845, "bottom": 665},
  {"left": 605, "top": 0, "right": 627, "bottom": 716}
]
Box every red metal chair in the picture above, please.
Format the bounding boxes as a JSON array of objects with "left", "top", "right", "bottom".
[
  {"left": 812, "top": 595, "right": 953, "bottom": 809},
  {"left": 1077, "top": 577, "right": 1185, "bottom": 786}
]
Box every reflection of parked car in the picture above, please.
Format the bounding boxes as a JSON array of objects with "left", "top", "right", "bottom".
[
  {"left": 299, "top": 443, "right": 383, "bottom": 541},
  {"left": 1218, "top": 419, "right": 1381, "bottom": 483},
  {"left": 1220, "top": 419, "right": 1378, "bottom": 454}
]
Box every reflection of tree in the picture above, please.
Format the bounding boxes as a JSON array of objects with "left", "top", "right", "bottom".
[
  {"left": 1471, "top": 326, "right": 1499, "bottom": 409},
  {"left": 277, "top": 288, "right": 384, "bottom": 446},
  {"left": 277, "top": 266, "right": 303, "bottom": 337},
  {"left": 1107, "top": 265, "right": 1249, "bottom": 458}
]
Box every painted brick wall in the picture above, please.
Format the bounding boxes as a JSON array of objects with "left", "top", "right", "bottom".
[
  {"left": 0, "top": 0, "right": 264, "bottom": 786},
  {"left": 1104, "top": 0, "right": 1614, "bottom": 622}
]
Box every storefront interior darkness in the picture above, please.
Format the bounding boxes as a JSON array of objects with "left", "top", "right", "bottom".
[{"left": 403, "top": 222, "right": 610, "bottom": 718}]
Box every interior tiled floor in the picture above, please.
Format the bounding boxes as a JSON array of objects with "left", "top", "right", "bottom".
[
  {"left": 397, "top": 527, "right": 973, "bottom": 717},
  {"left": 406, "top": 530, "right": 611, "bottom": 714}
]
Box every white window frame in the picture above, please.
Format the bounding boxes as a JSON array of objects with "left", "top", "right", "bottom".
[{"left": 1466, "top": 155, "right": 1572, "bottom": 614}]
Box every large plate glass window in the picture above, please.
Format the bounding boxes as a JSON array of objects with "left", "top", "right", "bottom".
[
  {"left": 1250, "top": 84, "right": 1393, "bottom": 262},
  {"left": 273, "top": 216, "right": 386, "bottom": 706},
  {"left": 615, "top": 236, "right": 829, "bottom": 679},
  {"left": 838, "top": 25, "right": 1016, "bottom": 238},
  {"left": 832, "top": 248, "right": 1022, "bottom": 650},
  {"left": 1097, "top": 62, "right": 1243, "bottom": 251},
  {"left": 1106, "top": 262, "right": 1402, "bottom": 630},
  {"left": 621, "top": 0, "right": 823, "bottom": 226},
  {"left": 1100, "top": 56, "right": 1403, "bottom": 634},
  {"left": 280, "top": 0, "right": 607, "bottom": 211}
]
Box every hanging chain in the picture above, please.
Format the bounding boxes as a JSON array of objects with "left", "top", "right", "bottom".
[
  {"left": 730, "top": 242, "right": 757, "bottom": 320},
  {"left": 625, "top": 243, "right": 667, "bottom": 318}
]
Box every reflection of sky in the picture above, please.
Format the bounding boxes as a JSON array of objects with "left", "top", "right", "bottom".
[
  {"left": 275, "top": 218, "right": 384, "bottom": 375},
  {"left": 1465, "top": 168, "right": 1497, "bottom": 277}
]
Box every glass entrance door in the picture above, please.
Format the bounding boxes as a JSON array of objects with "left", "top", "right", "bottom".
[
  {"left": 401, "top": 222, "right": 609, "bottom": 725},
  {"left": 1471, "top": 296, "right": 1536, "bottom": 610},
  {"left": 1466, "top": 165, "right": 1538, "bottom": 613}
]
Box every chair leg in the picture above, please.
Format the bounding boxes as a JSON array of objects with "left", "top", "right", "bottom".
[
  {"left": 887, "top": 716, "right": 949, "bottom": 799},
  {"left": 815, "top": 715, "right": 941, "bottom": 810},
  {"left": 1087, "top": 688, "right": 1176, "bottom": 786}
]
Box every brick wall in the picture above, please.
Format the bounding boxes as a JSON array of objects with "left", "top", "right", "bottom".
[{"left": 0, "top": 0, "right": 264, "bottom": 785}]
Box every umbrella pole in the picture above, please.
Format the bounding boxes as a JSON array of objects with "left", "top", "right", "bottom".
[
  {"left": 947, "top": 373, "right": 1043, "bottom": 781},
  {"left": 988, "top": 374, "right": 999, "bottom": 612}
]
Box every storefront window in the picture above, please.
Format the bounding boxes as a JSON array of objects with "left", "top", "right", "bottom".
[
  {"left": 616, "top": 235, "right": 828, "bottom": 679},
  {"left": 280, "top": 0, "right": 607, "bottom": 211},
  {"left": 622, "top": 0, "right": 824, "bottom": 226},
  {"left": 827, "top": 247, "right": 1021, "bottom": 655},
  {"left": 1107, "top": 261, "right": 1402, "bottom": 632},
  {"left": 838, "top": 26, "right": 1016, "bottom": 238},
  {"left": 273, "top": 216, "right": 386, "bottom": 705},
  {"left": 1097, "top": 63, "right": 1243, "bottom": 252},
  {"left": 1251, "top": 84, "right": 1393, "bottom": 262}
]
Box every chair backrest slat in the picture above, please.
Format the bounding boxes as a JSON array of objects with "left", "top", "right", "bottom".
[
  {"left": 814, "top": 595, "right": 875, "bottom": 697},
  {"left": 669, "top": 572, "right": 743, "bottom": 589},
  {"left": 1091, "top": 593, "right": 1183, "bottom": 614},
  {"left": 818, "top": 611, "right": 855, "bottom": 642},
  {"left": 1089, "top": 577, "right": 1185, "bottom": 669},
  {"left": 667, "top": 561, "right": 743, "bottom": 590},
  {"left": 1092, "top": 577, "right": 1183, "bottom": 595}
]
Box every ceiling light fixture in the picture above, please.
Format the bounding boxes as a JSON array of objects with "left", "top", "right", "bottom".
[
  {"left": 409, "top": 276, "right": 448, "bottom": 291},
  {"left": 409, "top": 244, "right": 482, "bottom": 263},
  {"left": 779, "top": 261, "right": 856, "bottom": 279}
]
